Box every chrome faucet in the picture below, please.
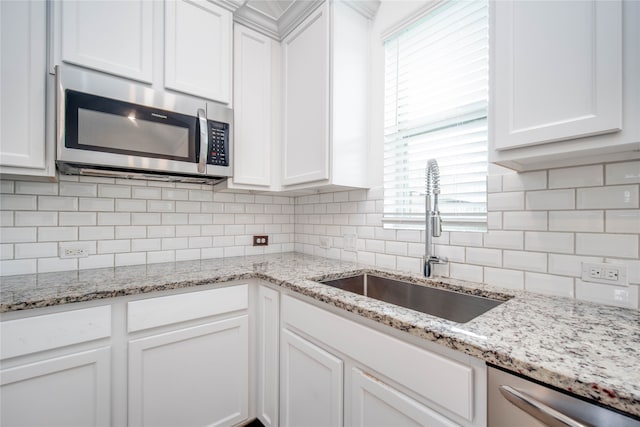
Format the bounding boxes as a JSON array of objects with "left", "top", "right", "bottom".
[{"left": 424, "top": 159, "right": 447, "bottom": 278}]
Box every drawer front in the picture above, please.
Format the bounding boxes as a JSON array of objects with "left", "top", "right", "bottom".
[
  {"left": 282, "top": 295, "right": 474, "bottom": 421},
  {"left": 127, "top": 284, "right": 248, "bottom": 332},
  {"left": 1, "top": 306, "right": 111, "bottom": 360}
]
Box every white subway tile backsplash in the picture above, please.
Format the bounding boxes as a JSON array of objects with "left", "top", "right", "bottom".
[
  {"left": 38, "top": 227, "right": 77, "bottom": 242},
  {"left": 605, "top": 161, "right": 640, "bottom": 185},
  {"left": 525, "top": 232, "right": 573, "bottom": 254},
  {"left": 79, "top": 198, "right": 114, "bottom": 212},
  {"left": 375, "top": 253, "right": 396, "bottom": 269},
  {"left": 483, "top": 230, "right": 524, "bottom": 250},
  {"left": 549, "top": 165, "right": 603, "bottom": 188},
  {"left": 525, "top": 272, "right": 574, "bottom": 297},
  {"left": 189, "top": 236, "right": 212, "bottom": 248},
  {"left": 0, "top": 259, "right": 37, "bottom": 275},
  {"left": 502, "top": 171, "right": 547, "bottom": 192},
  {"left": 484, "top": 267, "right": 524, "bottom": 290},
  {"left": 14, "top": 242, "right": 57, "bottom": 259},
  {"left": 147, "top": 250, "right": 175, "bottom": 264},
  {"left": 548, "top": 211, "right": 603, "bottom": 232},
  {"left": 189, "top": 190, "right": 213, "bottom": 202},
  {"left": 466, "top": 247, "right": 502, "bottom": 267},
  {"left": 115, "top": 252, "right": 146, "bottom": 267},
  {"left": 79, "top": 254, "right": 114, "bottom": 270},
  {"left": 162, "top": 188, "right": 189, "bottom": 201},
  {"left": 79, "top": 226, "right": 114, "bottom": 241},
  {"left": 175, "top": 201, "right": 200, "bottom": 213},
  {"left": 0, "top": 211, "right": 13, "bottom": 227},
  {"left": 1, "top": 195, "right": 37, "bottom": 210},
  {"left": 0, "top": 180, "right": 14, "bottom": 193},
  {"left": 132, "top": 187, "right": 161, "bottom": 199},
  {"left": 132, "top": 239, "right": 161, "bottom": 252},
  {"left": 576, "top": 233, "right": 638, "bottom": 258},
  {"left": 526, "top": 189, "right": 575, "bottom": 211},
  {"left": 176, "top": 249, "right": 201, "bottom": 261},
  {"left": 38, "top": 196, "right": 78, "bottom": 211},
  {"left": 487, "top": 212, "right": 502, "bottom": 230},
  {"left": 147, "top": 226, "right": 175, "bottom": 238},
  {"left": 60, "top": 182, "right": 97, "bottom": 197},
  {"left": 38, "top": 257, "right": 78, "bottom": 273},
  {"left": 97, "top": 213, "right": 130, "bottom": 226},
  {"left": 15, "top": 181, "right": 57, "bottom": 195},
  {"left": 385, "top": 241, "right": 407, "bottom": 256},
  {"left": 15, "top": 211, "right": 57, "bottom": 226},
  {"left": 161, "top": 237, "right": 189, "bottom": 250},
  {"left": 488, "top": 192, "right": 524, "bottom": 211},
  {"left": 189, "top": 214, "right": 213, "bottom": 225},
  {"left": 0, "top": 227, "right": 37, "bottom": 243},
  {"left": 503, "top": 250, "right": 547, "bottom": 272},
  {"left": 396, "top": 256, "right": 420, "bottom": 273},
  {"left": 577, "top": 185, "right": 639, "bottom": 209},
  {"left": 450, "top": 263, "right": 483, "bottom": 282},
  {"left": 132, "top": 213, "right": 161, "bottom": 226},
  {"left": 0, "top": 244, "right": 13, "bottom": 260},
  {"left": 450, "top": 231, "right": 483, "bottom": 247},
  {"left": 116, "top": 199, "right": 147, "bottom": 212},
  {"left": 97, "top": 240, "right": 131, "bottom": 254},
  {"left": 605, "top": 258, "right": 640, "bottom": 284},
  {"left": 98, "top": 184, "right": 131, "bottom": 198},
  {"left": 548, "top": 254, "right": 602, "bottom": 277},
  {"left": 147, "top": 200, "right": 175, "bottom": 212},
  {"left": 161, "top": 213, "right": 188, "bottom": 225},
  {"left": 503, "top": 211, "right": 547, "bottom": 230},
  {"left": 575, "top": 279, "right": 639, "bottom": 309},
  {"left": 606, "top": 210, "right": 640, "bottom": 233},
  {"left": 434, "top": 245, "right": 465, "bottom": 263},
  {"left": 487, "top": 175, "right": 502, "bottom": 193}
]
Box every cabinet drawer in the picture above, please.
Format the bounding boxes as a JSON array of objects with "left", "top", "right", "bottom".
[
  {"left": 0, "top": 306, "right": 111, "bottom": 360},
  {"left": 282, "top": 295, "right": 474, "bottom": 421},
  {"left": 127, "top": 284, "right": 248, "bottom": 332}
]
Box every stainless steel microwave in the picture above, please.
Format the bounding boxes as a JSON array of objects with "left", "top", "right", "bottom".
[{"left": 56, "top": 65, "right": 232, "bottom": 184}]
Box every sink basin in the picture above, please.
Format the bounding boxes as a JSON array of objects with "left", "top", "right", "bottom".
[{"left": 320, "top": 273, "right": 504, "bottom": 323}]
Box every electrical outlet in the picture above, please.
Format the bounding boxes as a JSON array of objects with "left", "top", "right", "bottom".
[
  {"left": 59, "top": 242, "right": 91, "bottom": 259},
  {"left": 253, "top": 235, "right": 269, "bottom": 246},
  {"left": 581, "top": 262, "right": 627, "bottom": 285}
]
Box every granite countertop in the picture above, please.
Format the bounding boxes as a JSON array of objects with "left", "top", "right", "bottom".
[{"left": 1, "top": 252, "right": 639, "bottom": 418}]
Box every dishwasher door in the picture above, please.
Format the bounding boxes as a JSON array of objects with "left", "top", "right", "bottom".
[{"left": 488, "top": 366, "right": 640, "bottom": 427}]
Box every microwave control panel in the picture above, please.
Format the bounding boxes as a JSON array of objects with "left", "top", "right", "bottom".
[{"left": 207, "top": 121, "right": 229, "bottom": 167}]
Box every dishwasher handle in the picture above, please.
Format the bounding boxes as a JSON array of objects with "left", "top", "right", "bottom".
[{"left": 499, "top": 385, "right": 593, "bottom": 427}]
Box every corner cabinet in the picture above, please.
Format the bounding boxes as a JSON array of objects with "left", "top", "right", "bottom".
[
  {"left": 0, "top": 0, "right": 55, "bottom": 179},
  {"left": 281, "top": 1, "right": 370, "bottom": 190},
  {"left": 489, "top": 0, "right": 640, "bottom": 171}
]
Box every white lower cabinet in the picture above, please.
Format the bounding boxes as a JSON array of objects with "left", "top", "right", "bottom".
[
  {"left": 349, "top": 367, "right": 459, "bottom": 427},
  {"left": 256, "top": 285, "right": 280, "bottom": 427},
  {"left": 0, "top": 306, "right": 112, "bottom": 427},
  {"left": 128, "top": 316, "right": 249, "bottom": 427},
  {"left": 279, "top": 294, "right": 487, "bottom": 427},
  {"left": 280, "top": 328, "right": 343, "bottom": 427}
]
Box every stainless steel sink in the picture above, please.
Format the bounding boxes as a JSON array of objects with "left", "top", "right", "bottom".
[{"left": 320, "top": 273, "right": 504, "bottom": 323}]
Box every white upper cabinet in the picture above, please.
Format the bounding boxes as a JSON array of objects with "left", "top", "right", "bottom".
[
  {"left": 60, "top": 0, "right": 154, "bottom": 83},
  {"left": 281, "top": 1, "right": 370, "bottom": 190},
  {"left": 231, "top": 24, "right": 274, "bottom": 187},
  {"left": 0, "top": 0, "right": 54, "bottom": 178},
  {"left": 165, "top": 0, "right": 232, "bottom": 103},
  {"left": 490, "top": 0, "right": 640, "bottom": 171}
]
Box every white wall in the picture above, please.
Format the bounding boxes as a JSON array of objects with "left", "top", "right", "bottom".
[{"left": 0, "top": 175, "right": 294, "bottom": 275}]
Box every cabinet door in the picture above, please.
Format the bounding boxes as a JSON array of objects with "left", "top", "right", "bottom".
[
  {"left": 257, "top": 286, "right": 280, "bottom": 427},
  {"left": 349, "top": 367, "right": 459, "bottom": 427},
  {"left": 60, "top": 0, "right": 153, "bottom": 82},
  {"left": 0, "top": 0, "right": 48, "bottom": 173},
  {"left": 492, "top": 0, "right": 622, "bottom": 150},
  {"left": 0, "top": 347, "right": 111, "bottom": 427},
  {"left": 165, "top": 0, "right": 231, "bottom": 103},
  {"left": 128, "top": 316, "right": 249, "bottom": 427},
  {"left": 282, "top": 5, "right": 330, "bottom": 186},
  {"left": 280, "top": 328, "right": 343, "bottom": 427},
  {"left": 233, "top": 24, "right": 273, "bottom": 186}
]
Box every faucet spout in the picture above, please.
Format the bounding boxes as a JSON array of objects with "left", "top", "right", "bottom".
[{"left": 424, "top": 159, "right": 447, "bottom": 278}]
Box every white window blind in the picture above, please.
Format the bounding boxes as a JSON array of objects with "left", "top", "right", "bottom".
[{"left": 383, "top": 0, "right": 489, "bottom": 231}]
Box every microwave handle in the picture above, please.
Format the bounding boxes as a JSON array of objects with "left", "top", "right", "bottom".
[{"left": 197, "top": 108, "right": 208, "bottom": 174}]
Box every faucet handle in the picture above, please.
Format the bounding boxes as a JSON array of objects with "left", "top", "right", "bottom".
[{"left": 431, "top": 214, "right": 442, "bottom": 237}]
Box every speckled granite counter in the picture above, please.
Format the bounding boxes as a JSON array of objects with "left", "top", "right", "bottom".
[{"left": 1, "top": 252, "right": 639, "bottom": 418}]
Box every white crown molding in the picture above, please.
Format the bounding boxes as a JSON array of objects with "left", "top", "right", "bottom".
[
  {"left": 380, "top": 0, "right": 444, "bottom": 41},
  {"left": 214, "top": 0, "right": 246, "bottom": 13},
  {"left": 233, "top": 0, "right": 380, "bottom": 41},
  {"left": 277, "top": 0, "right": 325, "bottom": 40},
  {"left": 234, "top": 6, "right": 281, "bottom": 40}
]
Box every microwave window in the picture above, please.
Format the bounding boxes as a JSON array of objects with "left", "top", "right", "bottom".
[{"left": 77, "top": 108, "right": 190, "bottom": 158}]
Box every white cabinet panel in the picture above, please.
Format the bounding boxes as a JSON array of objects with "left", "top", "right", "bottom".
[
  {"left": 233, "top": 24, "right": 273, "bottom": 186},
  {"left": 1, "top": 347, "right": 111, "bottom": 427},
  {"left": 165, "top": 0, "right": 231, "bottom": 103},
  {"left": 61, "top": 0, "right": 153, "bottom": 82},
  {"left": 493, "top": 0, "right": 622, "bottom": 150},
  {"left": 257, "top": 285, "right": 280, "bottom": 427},
  {"left": 280, "top": 328, "right": 343, "bottom": 427},
  {"left": 282, "top": 6, "right": 330, "bottom": 186},
  {"left": 350, "top": 367, "right": 459, "bottom": 427},
  {"left": 128, "top": 316, "right": 249, "bottom": 427},
  {"left": 0, "top": 0, "right": 49, "bottom": 174}
]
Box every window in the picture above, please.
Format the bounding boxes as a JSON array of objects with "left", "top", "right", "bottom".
[{"left": 383, "top": 0, "right": 489, "bottom": 231}]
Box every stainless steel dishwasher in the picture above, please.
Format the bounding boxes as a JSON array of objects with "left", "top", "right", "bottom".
[{"left": 488, "top": 365, "right": 640, "bottom": 427}]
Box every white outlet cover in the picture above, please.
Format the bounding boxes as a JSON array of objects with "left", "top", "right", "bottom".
[
  {"left": 581, "top": 262, "right": 628, "bottom": 286},
  {"left": 59, "top": 242, "right": 91, "bottom": 259}
]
